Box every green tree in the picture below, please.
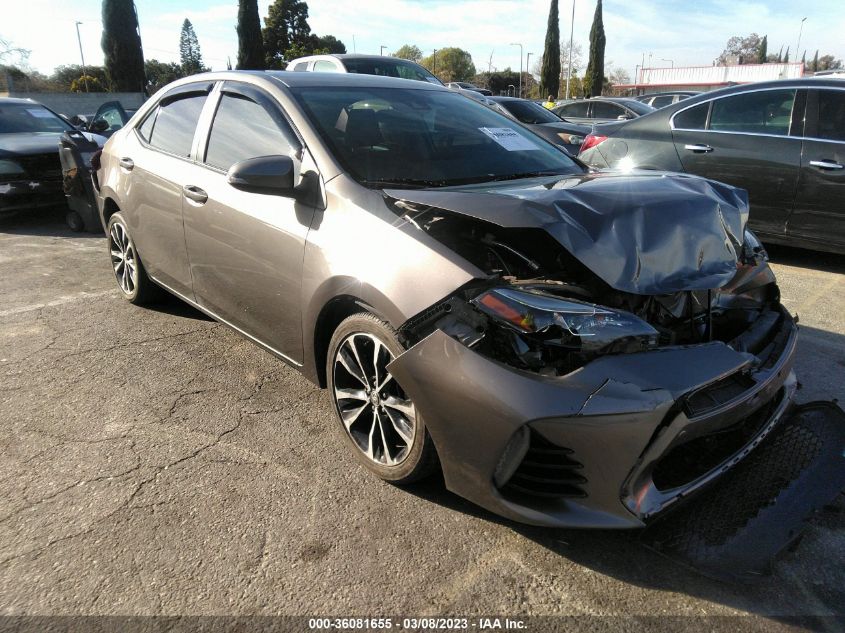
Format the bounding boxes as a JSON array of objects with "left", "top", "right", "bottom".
[
  {"left": 237, "top": 0, "right": 265, "bottom": 69},
  {"left": 539, "top": 0, "right": 561, "bottom": 99},
  {"left": 315, "top": 35, "right": 346, "bottom": 54},
  {"left": 475, "top": 68, "right": 521, "bottom": 95},
  {"left": 262, "top": 0, "right": 312, "bottom": 68},
  {"left": 811, "top": 50, "right": 819, "bottom": 72},
  {"left": 50, "top": 64, "right": 109, "bottom": 91},
  {"left": 758, "top": 35, "right": 767, "bottom": 63},
  {"left": 71, "top": 75, "right": 103, "bottom": 92},
  {"left": 101, "top": 0, "right": 146, "bottom": 92},
  {"left": 421, "top": 47, "right": 475, "bottom": 82},
  {"left": 144, "top": 59, "right": 184, "bottom": 93},
  {"left": 783, "top": 46, "right": 790, "bottom": 63},
  {"left": 394, "top": 44, "right": 423, "bottom": 62},
  {"left": 584, "top": 0, "right": 605, "bottom": 97},
  {"left": 179, "top": 19, "right": 206, "bottom": 75},
  {"left": 817, "top": 54, "right": 844, "bottom": 71},
  {"left": 716, "top": 33, "right": 763, "bottom": 65}
]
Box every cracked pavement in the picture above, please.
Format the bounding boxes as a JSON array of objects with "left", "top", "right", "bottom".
[{"left": 1, "top": 209, "right": 844, "bottom": 627}]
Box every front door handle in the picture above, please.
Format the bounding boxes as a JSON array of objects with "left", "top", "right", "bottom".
[
  {"left": 684, "top": 144, "right": 714, "bottom": 153},
  {"left": 182, "top": 185, "right": 208, "bottom": 204},
  {"left": 119, "top": 157, "right": 134, "bottom": 170},
  {"left": 809, "top": 159, "right": 844, "bottom": 170}
]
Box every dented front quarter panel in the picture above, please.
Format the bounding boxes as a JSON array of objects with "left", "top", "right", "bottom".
[{"left": 386, "top": 327, "right": 789, "bottom": 528}]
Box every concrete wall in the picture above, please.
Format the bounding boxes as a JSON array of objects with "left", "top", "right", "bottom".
[{"left": 1, "top": 92, "right": 147, "bottom": 116}]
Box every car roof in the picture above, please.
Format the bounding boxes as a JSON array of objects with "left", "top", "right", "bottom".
[
  {"left": 172, "top": 69, "right": 447, "bottom": 91},
  {"left": 488, "top": 96, "right": 533, "bottom": 103},
  {"left": 290, "top": 54, "right": 420, "bottom": 62},
  {"left": 0, "top": 97, "right": 41, "bottom": 105}
]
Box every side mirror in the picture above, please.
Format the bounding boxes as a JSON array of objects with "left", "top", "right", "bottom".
[
  {"left": 227, "top": 155, "right": 295, "bottom": 194},
  {"left": 90, "top": 119, "right": 110, "bottom": 133},
  {"left": 617, "top": 114, "right": 633, "bottom": 120}
]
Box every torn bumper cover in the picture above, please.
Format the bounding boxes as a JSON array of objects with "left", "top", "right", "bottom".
[{"left": 387, "top": 306, "right": 799, "bottom": 529}]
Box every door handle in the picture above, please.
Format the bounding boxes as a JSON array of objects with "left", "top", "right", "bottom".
[
  {"left": 182, "top": 185, "right": 208, "bottom": 204},
  {"left": 684, "top": 144, "right": 714, "bottom": 153},
  {"left": 119, "top": 157, "right": 134, "bottom": 170},
  {"left": 809, "top": 159, "right": 844, "bottom": 170}
]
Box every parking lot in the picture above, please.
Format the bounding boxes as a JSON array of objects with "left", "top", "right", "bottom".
[{"left": 1, "top": 208, "right": 844, "bottom": 626}]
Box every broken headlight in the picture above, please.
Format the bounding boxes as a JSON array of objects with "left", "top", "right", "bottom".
[{"left": 472, "top": 287, "right": 659, "bottom": 355}]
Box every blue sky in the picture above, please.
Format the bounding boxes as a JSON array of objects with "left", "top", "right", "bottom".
[{"left": 3, "top": 0, "right": 845, "bottom": 79}]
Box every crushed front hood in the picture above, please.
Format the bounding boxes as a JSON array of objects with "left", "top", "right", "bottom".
[{"left": 385, "top": 171, "right": 749, "bottom": 295}]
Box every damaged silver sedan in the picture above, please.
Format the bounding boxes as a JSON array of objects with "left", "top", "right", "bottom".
[{"left": 94, "top": 72, "right": 844, "bottom": 555}]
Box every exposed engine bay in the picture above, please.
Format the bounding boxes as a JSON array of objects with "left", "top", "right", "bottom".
[{"left": 394, "top": 200, "right": 781, "bottom": 377}]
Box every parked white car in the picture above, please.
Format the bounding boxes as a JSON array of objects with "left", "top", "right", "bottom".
[{"left": 286, "top": 54, "right": 442, "bottom": 85}]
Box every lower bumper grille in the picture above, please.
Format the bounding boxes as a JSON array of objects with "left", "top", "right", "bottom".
[
  {"left": 652, "top": 390, "right": 781, "bottom": 491},
  {"left": 502, "top": 431, "right": 587, "bottom": 499}
]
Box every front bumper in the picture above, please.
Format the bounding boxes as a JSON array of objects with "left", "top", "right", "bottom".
[
  {"left": 0, "top": 179, "right": 65, "bottom": 214},
  {"left": 388, "top": 306, "right": 798, "bottom": 528}
]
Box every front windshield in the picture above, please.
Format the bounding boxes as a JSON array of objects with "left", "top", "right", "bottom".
[
  {"left": 500, "top": 100, "right": 562, "bottom": 124},
  {"left": 291, "top": 86, "right": 583, "bottom": 188},
  {"left": 0, "top": 103, "right": 72, "bottom": 134},
  {"left": 342, "top": 59, "right": 442, "bottom": 85}
]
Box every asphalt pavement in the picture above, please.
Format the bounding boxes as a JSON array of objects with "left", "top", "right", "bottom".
[{"left": 1, "top": 208, "right": 843, "bottom": 630}]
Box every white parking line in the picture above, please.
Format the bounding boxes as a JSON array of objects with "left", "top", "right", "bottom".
[{"left": 0, "top": 288, "right": 118, "bottom": 317}]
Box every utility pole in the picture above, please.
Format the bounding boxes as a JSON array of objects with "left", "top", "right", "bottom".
[
  {"left": 526, "top": 52, "right": 533, "bottom": 83},
  {"left": 74, "top": 21, "right": 89, "bottom": 92},
  {"left": 510, "top": 42, "right": 523, "bottom": 97},
  {"left": 796, "top": 17, "right": 807, "bottom": 63},
  {"left": 565, "top": 0, "right": 575, "bottom": 99},
  {"left": 488, "top": 50, "right": 494, "bottom": 73},
  {"left": 380, "top": 45, "right": 387, "bottom": 56}
]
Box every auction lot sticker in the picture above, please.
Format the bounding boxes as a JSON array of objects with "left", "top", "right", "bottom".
[{"left": 479, "top": 127, "right": 540, "bottom": 151}]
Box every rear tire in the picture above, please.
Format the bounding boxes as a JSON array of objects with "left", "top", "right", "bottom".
[
  {"left": 66, "top": 210, "right": 84, "bottom": 232},
  {"left": 106, "top": 212, "right": 163, "bottom": 305},
  {"left": 327, "top": 313, "right": 439, "bottom": 484}
]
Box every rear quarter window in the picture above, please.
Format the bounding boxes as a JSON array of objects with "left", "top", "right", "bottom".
[{"left": 673, "top": 103, "right": 709, "bottom": 130}]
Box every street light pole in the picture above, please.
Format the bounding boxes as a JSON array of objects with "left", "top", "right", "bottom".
[
  {"left": 526, "top": 52, "right": 532, "bottom": 88},
  {"left": 74, "top": 21, "right": 89, "bottom": 92},
  {"left": 796, "top": 17, "right": 807, "bottom": 63},
  {"left": 565, "top": 0, "right": 575, "bottom": 99},
  {"left": 380, "top": 45, "right": 387, "bottom": 56},
  {"left": 510, "top": 42, "right": 523, "bottom": 98},
  {"left": 660, "top": 58, "right": 674, "bottom": 68},
  {"left": 433, "top": 49, "right": 437, "bottom": 75}
]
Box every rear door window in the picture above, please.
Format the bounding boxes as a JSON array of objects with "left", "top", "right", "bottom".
[
  {"left": 147, "top": 93, "right": 208, "bottom": 157},
  {"left": 709, "top": 89, "right": 796, "bottom": 136},
  {"left": 592, "top": 101, "right": 626, "bottom": 119},
  {"left": 313, "top": 60, "right": 339, "bottom": 72},
  {"left": 204, "top": 91, "right": 298, "bottom": 171},
  {"left": 558, "top": 102, "right": 589, "bottom": 118},
  {"left": 815, "top": 90, "right": 845, "bottom": 142}
]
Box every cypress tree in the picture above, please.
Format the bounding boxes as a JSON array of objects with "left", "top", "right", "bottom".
[
  {"left": 812, "top": 50, "right": 819, "bottom": 72},
  {"left": 101, "top": 0, "right": 146, "bottom": 92},
  {"left": 584, "top": 0, "right": 606, "bottom": 97},
  {"left": 539, "top": 0, "right": 561, "bottom": 100},
  {"left": 237, "top": 0, "right": 265, "bottom": 69},
  {"left": 783, "top": 46, "right": 790, "bottom": 63},
  {"left": 179, "top": 19, "right": 204, "bottom": 75},
  {"left": 758, "top": 35, "right": 767, "bottom": 63}
]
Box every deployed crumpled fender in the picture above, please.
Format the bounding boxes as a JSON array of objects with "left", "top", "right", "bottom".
[{"left": 386, "top": 171, "right": 749, "bottom": 295}]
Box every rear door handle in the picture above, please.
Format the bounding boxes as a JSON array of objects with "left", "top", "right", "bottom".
[
  {"left": 182, "top": 185, "right": 208, "bottom": 204},
  {"left": 684, "top": 144, "right": 714, "bottom": 153},
  {"left": 809, "top": 159, "right": 844, "bottom": 170},
  {"left": 119, "top": 157, "right": 134, "bottom": 170}
]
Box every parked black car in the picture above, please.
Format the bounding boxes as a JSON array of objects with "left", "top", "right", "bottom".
[
  {"left": 488, "top": 96, "right": 591, "bottom": 154},
  {"left": 635, "top": 91, "right": 701, "bottom": 108},
  {"left": 1, "top": 98, "right": 75, "bottom": 218},
  {"left": 447, "top": 82, "right": 493, "bottom": 96},
  {"left": 552, "top": 97, "right": 655, "bottom": 124},
  {"left": 578, "top": 78, "right": 845, "bottom": 255}
]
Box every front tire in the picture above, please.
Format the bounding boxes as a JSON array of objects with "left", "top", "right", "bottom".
[
  {"left": 327, "top": 313, "right": 439, "bottom": 484},
  {"left": 107, "top": 212, "right": 163, "bottom": 305}
]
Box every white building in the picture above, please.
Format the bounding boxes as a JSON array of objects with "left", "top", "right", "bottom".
[{"left": 617, "top": 62, "right": 805, "bottom": 95}]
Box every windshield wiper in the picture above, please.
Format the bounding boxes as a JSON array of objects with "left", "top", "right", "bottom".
[
  {"left": 361, "top": 178, "right": 445, "bottom": 190},
  {"left": 440, "top": 171, "right": 570, "bottom": 186}
]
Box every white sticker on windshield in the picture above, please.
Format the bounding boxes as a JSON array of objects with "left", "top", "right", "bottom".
[
  {"left": 479, "top": 127, "right": 540, "bottom": 151},
  {"left": 27, "top": 108, "right": 54, "bottom": 118}
]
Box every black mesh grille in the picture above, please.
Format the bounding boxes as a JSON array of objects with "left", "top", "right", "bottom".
[
  {"left": 652, "top": 391, "right": 781, "bottom": 491},
  {"left": 502, "top": 431, "right": 587, "bottom": 499},
  {"left": 18, "top": 153, "right": 62, "bottom": 181}
]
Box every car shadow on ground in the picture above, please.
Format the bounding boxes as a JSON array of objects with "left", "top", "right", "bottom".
[
  {"left": 765, "top": 244, "right": 845, "bottom": 275},
  {"left": 0, "top": 207, "right": 104, "bottom": 238}
]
